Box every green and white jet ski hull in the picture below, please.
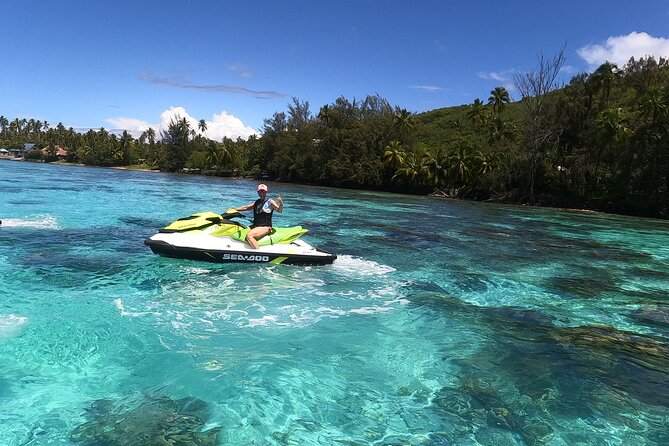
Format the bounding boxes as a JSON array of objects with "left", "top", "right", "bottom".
[{"left": 144, "top": 211, "right": 336, "bottom": 265}]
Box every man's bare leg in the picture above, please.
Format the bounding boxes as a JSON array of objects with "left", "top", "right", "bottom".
[{"left": 246, "top": 226, "right": 270, "bottom": 249}]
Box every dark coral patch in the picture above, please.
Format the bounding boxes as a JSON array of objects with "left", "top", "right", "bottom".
[{"left": 70, "top": 394, "right": 219, "bottom": 446}]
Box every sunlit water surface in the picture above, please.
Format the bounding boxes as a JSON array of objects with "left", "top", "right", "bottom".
[{"left": 1, "top": 161, "right": 668, "bottom": 445}]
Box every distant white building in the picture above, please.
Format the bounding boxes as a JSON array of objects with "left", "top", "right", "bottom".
[{"left": 3, "top": 143, "right": 37, "bottom": 158}]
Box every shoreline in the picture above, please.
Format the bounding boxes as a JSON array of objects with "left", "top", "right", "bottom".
[
  {"left": 0, "top": 157, "right": 162, "bottom": 173},
  {"left": 1, "top": 157, "right": 659, "bottom": 221}
]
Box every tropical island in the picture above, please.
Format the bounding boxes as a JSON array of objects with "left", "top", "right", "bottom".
[{"left": 2, "top": 54, "right": 668, "bottom": 219}]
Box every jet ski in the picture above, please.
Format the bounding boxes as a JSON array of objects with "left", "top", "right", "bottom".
[{"left": 144, "top": 210, "right": 336, "bottom": 265}]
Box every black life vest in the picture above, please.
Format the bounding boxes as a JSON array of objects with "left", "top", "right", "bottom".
[{"left": 252, "top": 197, "right": 273, "bottom": 227}]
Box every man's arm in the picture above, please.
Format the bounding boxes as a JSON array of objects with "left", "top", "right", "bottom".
[
  {"left": 272, "top": 196, "right": 284, "bottom": 213},
  {"left": 233, "top": 202, "right": 254, "bottom": 211}
]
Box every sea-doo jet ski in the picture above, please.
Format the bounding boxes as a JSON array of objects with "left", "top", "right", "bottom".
[{"left": 144, "top": 210, "right": 336, "bottom": 265}]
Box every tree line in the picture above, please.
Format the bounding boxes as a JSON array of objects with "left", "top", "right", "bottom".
[
  {"left": 255, "top": 54, "right": 669, "bottom": 217},
  {"left": 0, "top": 116, "right": 262, "bottom": 175},
  {"left": 1, "top": 54, "right": 667, "bottom": 218}
]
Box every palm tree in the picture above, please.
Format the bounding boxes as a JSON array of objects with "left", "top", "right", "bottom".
[
  {"left": 77, "top": 145, "right": 92, "bottom": 163},
  {"left": 589, "top": 62, "right": 620, "bottom": 108},
  {"left": 198, "top": 119, "right": 208, "bottom": 137},
  {"left": 318, "top": 105, "right": 332, "bottom": 126},
  {"left": 170, "top": 116, "right": 191, "bottom": 142},
  {"left": 598, "top": 108, "right": 632, "bottom": 145},
  {"left": 488, "top": 87, "right": 511, "bottom": 117},
  {"left": 217, "top": 142, "right": 233, "bottom": 168},
  {"left": 118, "top": 130, "right": 133, "bottom": 164},
  {"left": 467, "top": 99, "right": 489, "bottom": 126},
  {"left": 10, "top": 118, "right": 22, "bottom": 138},
  {"left": 146, "top": 128, "right": 156, "bottom": 145},
  {"left": 393, "top": 152, "right": 423, "bottom": 184},
  {"left": 422, "top": 149, "right": 448, "bottom": 189},
  {"left": 205, "top": 140, "right": 219, "bottom": 169},
  {"left": 382, "top": 140, "right": 406, "bottom": 170},
  {"left": 0, "top": 116, "right": 8, "bottom": 140},
  {"left": 113, "top": 147, "right": 126, "bottom": 162},
  {"left": 595, "top": 107, "right": 632, "bottom": 180},
  {"left": 470, "top": 151, "right": 496, "bottom": 187},
  {"left": 638, "top": 86, "right": 668, "bottom": 127},
  {"left": 449, "top": 146, "right": 473, "bottom": 188},
  {"left": 487, "top": 117, "right": 516, "bottom": 145},
  {"left": 20, "top": 118, "right": 29, "bottom": 139},
  {"left": 393, "top": 109, "right": 415, "bottom": 140}
]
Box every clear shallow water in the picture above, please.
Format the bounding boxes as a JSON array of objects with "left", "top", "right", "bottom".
[{"left": 1, "top": 161, "right": 669, "bottom": 445}]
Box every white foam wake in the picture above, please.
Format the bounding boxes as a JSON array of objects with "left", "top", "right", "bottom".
[
  {"left": 114, "top": 298, "right": 159, "bottom": 317},
  {"left": 332, "top": 255, "right": 396, "bottom": 276},
  {"left": 1, "top": 214, "right": 59, "bottom": 229},
  {"left": 0, "top": 314, "right": 28, "bottom": 338}
]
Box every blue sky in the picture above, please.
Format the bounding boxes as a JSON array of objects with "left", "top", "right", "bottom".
[{"left": 2, "top": 1, "right": 669, "bottom": 140}]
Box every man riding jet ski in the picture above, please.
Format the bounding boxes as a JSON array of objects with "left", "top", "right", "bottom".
[{"left": 144, "top": 185, "right": 336, "bottom": 265}]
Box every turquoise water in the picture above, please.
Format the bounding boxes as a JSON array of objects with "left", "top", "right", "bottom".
[{"left": 1, "top": 160, "right": 669, "bottom": 445}]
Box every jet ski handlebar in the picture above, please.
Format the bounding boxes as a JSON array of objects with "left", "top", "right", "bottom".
[{"left": 221, "top": 211, "right": 249, "bottom": 221}]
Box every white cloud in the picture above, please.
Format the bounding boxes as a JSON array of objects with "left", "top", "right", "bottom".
[
  {"left": 409, "top": 85, "right": 444, "bottom": 92},
  {"left": 478, "top": 71, "right": 510, "bottom": 82},
  {"left": 477, "top": 70, "right": 517, "bottom": 94},
  {"left": 560, "top": 65, "right": 578, "bottom": 75},
  {"left": 208, "top": 111, "right": 259, "bottom": 140},
  {"left": 226, "top": 63, "right": 255, "bottom": 79},
  {"left": 157, "top": 106, "right": 198, "bottom": 136},
  {"left": 106, "top": 117, "right": 152, "bottom": 134},
  {"left": 577, "top": 32, "right": 669, "bottom": 69},
  {"left": 107, "top": 106, "right": 258, "bottom": 141}
]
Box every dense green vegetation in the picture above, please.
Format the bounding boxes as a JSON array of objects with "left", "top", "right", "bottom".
[
  {"left": 0, "top": 116, "right": 261, "bottom": 175},
  {"left": 1, "top": 56, "right": 668, "bottom": 217}
]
